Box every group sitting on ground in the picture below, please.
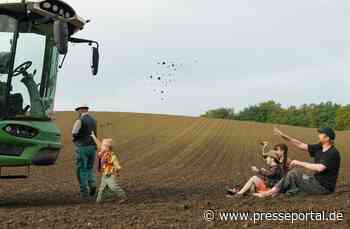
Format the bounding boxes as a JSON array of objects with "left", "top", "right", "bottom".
[{"left": 226, "top": 127, "right": 341, "bottom": 198}]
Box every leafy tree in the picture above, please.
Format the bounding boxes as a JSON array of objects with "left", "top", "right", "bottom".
[
  {"left": 201, "top": 108, "right": 234, "bottom": 120},
  {"left": 201, "top": 100, "right": 350, "bottom": 130},
  {"left": 335, "top": 105, "right": 350, "bottom": 130}
]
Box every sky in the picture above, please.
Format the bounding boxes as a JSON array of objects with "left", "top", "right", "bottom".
[{"left": 55, "top": 0, "right": 350, "bottom": 116}]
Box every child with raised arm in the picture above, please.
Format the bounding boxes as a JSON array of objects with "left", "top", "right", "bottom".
[
  {"left": 226, "top": 150, "right": 283, "bottom": 197},
  {"left": 91, "top": 131, "right": 127, "bottom": 203}
]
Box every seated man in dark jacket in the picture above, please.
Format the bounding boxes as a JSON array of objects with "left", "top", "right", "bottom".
[{"left": 255, "top": 127, "right": 341, "bottom": 198}]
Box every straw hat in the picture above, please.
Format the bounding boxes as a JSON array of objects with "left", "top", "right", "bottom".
[{"left": 75, "top": 104, "right": 89, "bottom": 111}]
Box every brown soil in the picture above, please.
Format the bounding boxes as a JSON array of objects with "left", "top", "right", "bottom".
[{"left": 0, "top": 112, "right": 349, "bottom": 228}]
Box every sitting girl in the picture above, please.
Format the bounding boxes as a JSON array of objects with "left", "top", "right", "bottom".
[
  {"left": 226, "top": 150, "right": 283, "bottom": 197},
  {"left": 273, "top": 143, "right": 290, "bottom": 174}
]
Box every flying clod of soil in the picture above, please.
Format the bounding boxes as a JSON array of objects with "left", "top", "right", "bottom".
[{"left": 148, "top": 59, "right": 196, "bottom": 102}]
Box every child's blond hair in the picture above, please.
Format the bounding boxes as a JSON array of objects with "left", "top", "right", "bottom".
[{"left": 102, "top": 138, "right": 114, "bottom": 151}]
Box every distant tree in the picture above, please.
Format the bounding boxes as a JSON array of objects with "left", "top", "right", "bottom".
[
  {"left": 284, "top": 105, "right": 310, "bottom": 127},
  {"left": 235, "top": 101, "right": 283, "bottom": 123},
  {"left": 202, "top": 100, "right": 350, "bottom": 130},
  {"left": 335, "top": 105, "right": 350, "bottom": 130},
  {"left": 201, "top": 108, "right": 235, "bottom": 120},
  {"left": 235, "top": 105, "right": 260, "bottom": 122},
  {"left": 260, "top": 101, "right": 283, "bottom": 123},
  {"left": 316, "top": 102, "right": 340, "bottom": 128}
]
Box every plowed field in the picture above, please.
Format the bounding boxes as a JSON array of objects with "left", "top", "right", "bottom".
[{"left": 0, "top": 112, "right": 349, "bottom": 228}]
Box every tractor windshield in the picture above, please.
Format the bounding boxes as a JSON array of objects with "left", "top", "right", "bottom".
[
  {"left": 0, "top": 14, "right": 57, "bottom": 120},
  {"left": 11, "top": 30, "right": 46, "bottom": 119},
  {"left": 0, "top": 15, "right": 14, "bottom": 119}
]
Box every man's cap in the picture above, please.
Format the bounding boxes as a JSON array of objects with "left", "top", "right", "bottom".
[
  {"left": 318, "top": 127, "right": 336, "bottom": 140},
  {"left": 75, "top": 104, "right": 89, "bottom": 111},
  {"left": 262, "top": 150, "right": 280, "bottom": 161}
]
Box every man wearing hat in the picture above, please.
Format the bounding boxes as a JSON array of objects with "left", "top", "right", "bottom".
[
  {"left": 72, "top": 104, "right": 98, "bottom": 199},
  {"left": 255, "top": 127, "right": 341, "bottom": 198}
]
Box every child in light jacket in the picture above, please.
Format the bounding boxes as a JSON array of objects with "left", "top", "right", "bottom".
[{"left": 226, "top": 150, "right": 283, "bottom": 197}]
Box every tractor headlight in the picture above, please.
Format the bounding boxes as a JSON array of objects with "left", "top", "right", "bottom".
[
  {"left": 52, "top": 5, "right": 59, "bottom": 12},
  {"left": 39, "top": 1, "right": 76, "bottom": 19},
  {"left": 42, "top": 2, "right": 51, "bottom": 9},
  {"left": 3, "top": 125, "right": 39, "bottom": 139}
]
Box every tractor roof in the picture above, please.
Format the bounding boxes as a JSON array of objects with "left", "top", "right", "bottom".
[{"left": 0, "top": 0, "right": 86, "bottom": 35}]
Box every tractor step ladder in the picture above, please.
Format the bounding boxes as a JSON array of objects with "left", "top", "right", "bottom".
[{"left": 0, "top": 165, "right": 30, "bottom": 179}]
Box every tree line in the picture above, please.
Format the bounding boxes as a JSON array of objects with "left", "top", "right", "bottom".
[{"left": 200, "top": 101, "right": 350, "bottom": 131}]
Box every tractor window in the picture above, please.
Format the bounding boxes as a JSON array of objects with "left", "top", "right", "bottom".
[
  {"left": 10, "top": 32, "right": 46, "bottom": 118},
  {"left": 0, "top": 15, "right": 15, "bottom": 119}
]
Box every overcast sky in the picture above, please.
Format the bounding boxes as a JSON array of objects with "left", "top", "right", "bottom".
[{"left": 55, "top": 0, "right": 350, "bottom": 116}]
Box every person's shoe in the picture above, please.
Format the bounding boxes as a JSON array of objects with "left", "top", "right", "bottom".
[
  {"left": 226, "top": 193, "right": 243, "bottom": 199},
  {"left": 118, "top": 198, "right": 128, "bottom": 204},
  {"left": 226, "top": 187, "right": 239, "bottom": 195},
  {"left": 271, "top": 192, "right": 280, "bottom": 198},
  {"left": 285, "top": 188, "right": 299, "bottom": 196},
  {"left": 89, "top": 187, "right": 97, "bottom": 197},
  {"left": 253, "top": 192, "right": 268, "bottom": 198},
  {"left": 80, "top": 194, "right": 90, "bottom": 201}
]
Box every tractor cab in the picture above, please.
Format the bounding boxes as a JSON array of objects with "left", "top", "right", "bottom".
[
  {"left": 0, "top": 14, "right": 52, "bottom": 120},
  {"left": 0, "top": 0, "right": 99, "bottom": 176}
]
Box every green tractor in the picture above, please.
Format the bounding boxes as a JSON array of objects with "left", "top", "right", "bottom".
[{"left": 0, "top": 0, "right": 99, "bottom": 178}]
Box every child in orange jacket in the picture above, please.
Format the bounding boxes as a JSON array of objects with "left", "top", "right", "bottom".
[{"left": 91, "top": 131, "right": 127, "bottom": 203}]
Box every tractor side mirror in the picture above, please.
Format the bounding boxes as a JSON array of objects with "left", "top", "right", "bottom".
[
  {"left": 91, "top": 47, "right": 99, "bottom": 75},
  {"left": 53, "top": 20, "right": 68, "bottom": 55}
]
